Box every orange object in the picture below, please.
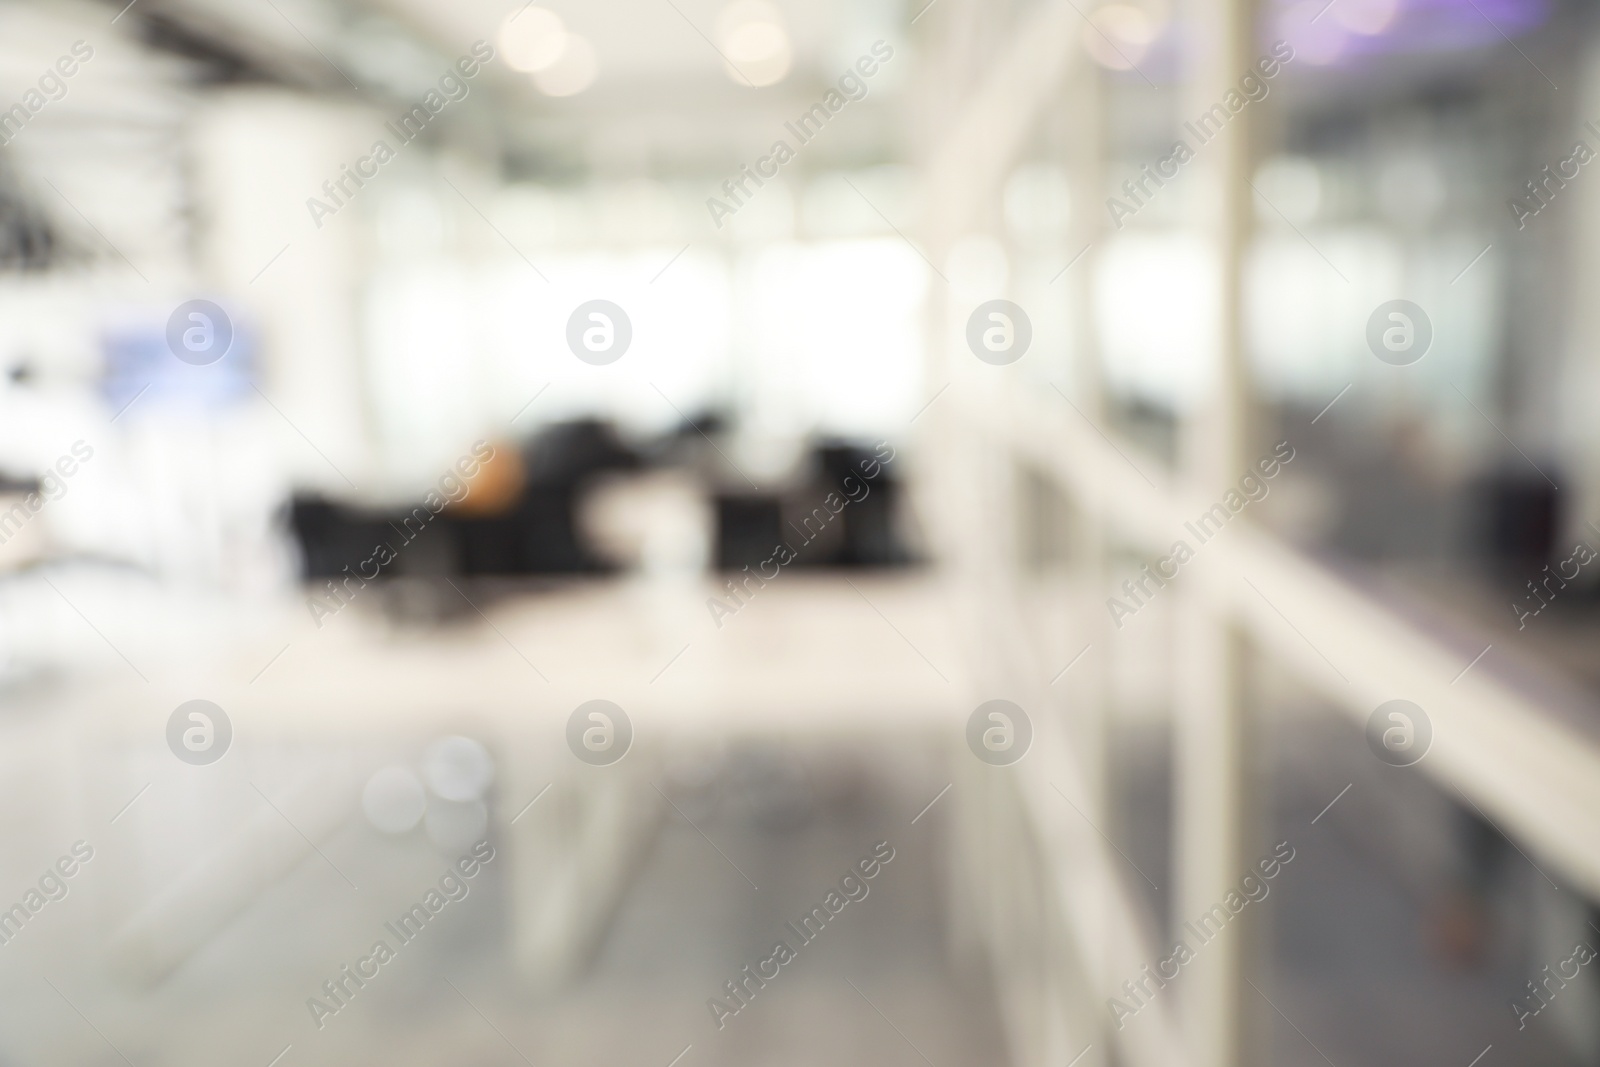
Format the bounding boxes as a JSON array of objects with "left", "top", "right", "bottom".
[{"left": 451, "top": 442, "right": 526, "bottom": 516}]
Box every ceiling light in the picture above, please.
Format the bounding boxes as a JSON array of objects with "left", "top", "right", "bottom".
[
  {"left": 726, "top": 21, "right": 787, "bottom": 65},
  {"left": 498, "top": 6, "right": 568, "bottom": 73},
  {"left": 716, "top": 0, "right": 792, "bottom": 87},
  {"left": 534, "top": 33, "right": 598, "bottom": 96}
]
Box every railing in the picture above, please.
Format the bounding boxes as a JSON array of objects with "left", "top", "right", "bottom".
[{"left": 913, "top": 1, "right": 1600, "bottom": 1065}]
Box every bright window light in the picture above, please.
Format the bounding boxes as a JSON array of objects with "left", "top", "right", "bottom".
[
  {"left": 742, "top": 240, "right": 928, "bottom": 435},
  {"left": 1095, "top": 232, "right": 1217, "bottom": 411}
]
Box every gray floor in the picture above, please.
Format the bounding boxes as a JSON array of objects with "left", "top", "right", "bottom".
[
  {"left": 0, "top": 712, "right": 1591, "bottom": 1067},
  {"left": 0, "top": 740, "right": 1005, "bottom": 1067},
  {"left": 1111, "top": 707, "right": 1593, "bottom": 1067}
]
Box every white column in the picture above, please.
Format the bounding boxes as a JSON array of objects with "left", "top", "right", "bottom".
[
  {"left": 191, "top": 90, "right": 374, "bottom": 491},
  {"left": 1173, "top": 0, "right": 1258, "bottom": 1060}
]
